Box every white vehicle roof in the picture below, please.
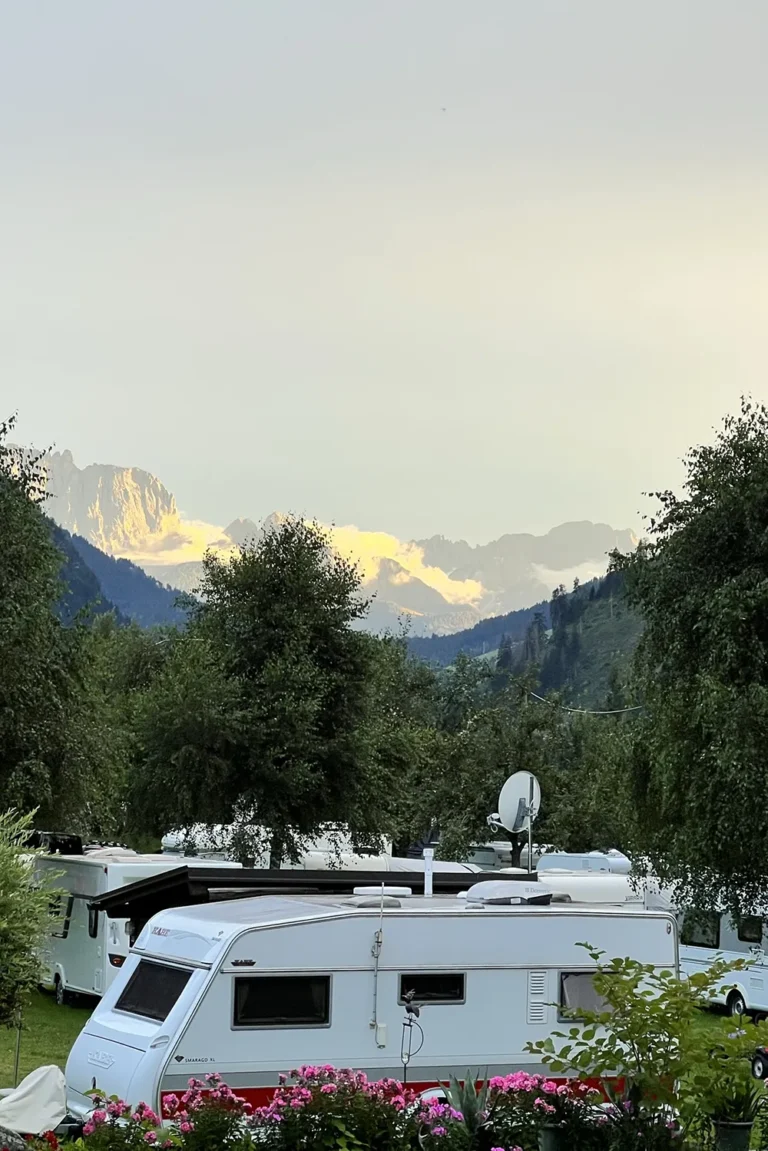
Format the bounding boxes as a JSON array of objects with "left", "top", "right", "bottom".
[{"left": 133, "top": 891, "right": 675, "bottom": 968}]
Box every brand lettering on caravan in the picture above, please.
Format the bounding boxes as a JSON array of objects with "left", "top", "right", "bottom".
[
  {"left": 152, "top": 926, "right": 170, "bottom": 936},
  {"left": 88, "top": 1050, "right": 115, "bottom": 1069}
]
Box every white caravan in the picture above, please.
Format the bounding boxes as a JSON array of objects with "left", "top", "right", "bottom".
[
  {"left": 536, "top": 851, "right": 631, "bottom": 875},
  {"left": 36, "top": 853, "right": 242, "bottom": 1004},
  {"left": 679, "top": 907, "right": 768, "bottom": 1018},
  {"left": 65, "top": 880, "right": 678, "bottom": 1120}
]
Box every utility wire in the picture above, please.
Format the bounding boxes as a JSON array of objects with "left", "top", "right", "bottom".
[{"left": 528, "top": 690, "right": 643, "bottom": 716}]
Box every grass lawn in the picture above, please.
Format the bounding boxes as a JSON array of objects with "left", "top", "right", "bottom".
[{"left": 0, "top": 990, "right": 92, "bottom": 1087}]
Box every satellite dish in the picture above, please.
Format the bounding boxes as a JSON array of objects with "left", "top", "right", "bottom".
[{"left": 497, "top": 772, "right": 541, "bottom": 834}]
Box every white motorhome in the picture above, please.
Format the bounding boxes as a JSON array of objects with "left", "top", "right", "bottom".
[
  {"left": 65, "top": 880, "right": 678, "bottom": 1120},
  {"left": 679, "top": 907, "right": 768, "bottom": 1018},
  {"left": 36, "top": 853, "right": 242, "bottom": 1004},
  {"left": 536, "top": 851, "right": 631, "bottom": 875}
]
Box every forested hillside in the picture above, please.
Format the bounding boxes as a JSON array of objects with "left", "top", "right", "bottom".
[
  {"left": 407, "top": 599, "right": 550, "bottom": 664},
  {"left": 65, "top": 532, "right": 187, "bottom": 627},
  {"left": 412, "top": 571, "right": 643, "bottom": 708},
  {"left": 535, "top": 571, "right": 643, "bottom": 707}
]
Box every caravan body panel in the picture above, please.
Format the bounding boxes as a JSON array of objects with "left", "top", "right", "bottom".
[{"left": 66, "top": 894, "right": 677, "bottom": 1119}]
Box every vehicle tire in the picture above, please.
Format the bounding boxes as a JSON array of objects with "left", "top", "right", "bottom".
[
  {"left": 727, "top": 990, "right": 747, "bottom": 1018},
  {"left": 752, "top": 1053, "right": 768, "bottom": 1080},
  {"left": 54, "top": 977, "right": 68, "bottom": 1007}
]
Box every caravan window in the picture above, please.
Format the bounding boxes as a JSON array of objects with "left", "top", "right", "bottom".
[
  {"left": 398, "top": 973, "right": 466, "bottom": 1004},
  {"left": 116, "top": 961, "right": 192, "bottom": 1022},
  {"left": 559, "top": 973, "right": 609, "bottom": 1019},
  {"left": 233, "top": 975, "right": 330, "bottom": 1028},
  {"left": 88, "top": 907, "right": 100, "bottom": 939},
  {"left": 738, "top": 916, "right": 763, "bottom": 945},
  {"left": 51, "top": 896, "right": 74, "bottom": 940},
  {"left": 680, "top": 910, "right": 720, "bottom": 949}
]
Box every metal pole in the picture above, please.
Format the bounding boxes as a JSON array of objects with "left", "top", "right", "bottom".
[
  {"left": 423, "top": 848, "right": 434, "bottom": 899},
  {"left": 13, "top": 1008, "right": 22, "bottom": 1087},
  {"left": 528, "top": 774, "right": 534, "bottom": 876}
]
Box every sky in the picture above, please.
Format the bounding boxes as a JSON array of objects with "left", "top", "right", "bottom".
[{"left": 1, "top": 1, "right": 767, "bottom": 544}]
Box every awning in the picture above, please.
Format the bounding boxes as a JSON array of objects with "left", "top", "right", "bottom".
[{"left": 90, "top": 866, "right": 537, "bottom": 923}]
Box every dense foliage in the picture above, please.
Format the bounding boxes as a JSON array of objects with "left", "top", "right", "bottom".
[
  {"left": 615, "top": 398, "right": 768, "bottom": 911},
  {"left": 0, "top": 811, "right": 58, "bottom": 1028}
]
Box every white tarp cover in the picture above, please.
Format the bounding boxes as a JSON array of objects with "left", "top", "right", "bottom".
[{"left": 0, "top": 1066, "right": 67, "bottom": 1134}]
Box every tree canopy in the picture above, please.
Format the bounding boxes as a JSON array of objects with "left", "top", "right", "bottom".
[{"left": 615, "top": 398, "right": 768, "bottom": 910}]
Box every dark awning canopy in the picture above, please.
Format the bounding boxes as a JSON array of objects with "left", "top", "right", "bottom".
[{"left": 90, "top": 866, "right": 537, "bottom": 924}]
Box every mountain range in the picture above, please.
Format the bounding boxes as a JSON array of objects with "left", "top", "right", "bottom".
[{"left": 40, "top": 449, "right": 637, "bottom": 637}]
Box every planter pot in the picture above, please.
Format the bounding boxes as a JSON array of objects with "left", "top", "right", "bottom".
[
  {"left": 713, "top": 1120, "right": 753, "bottom": 1151},
  {"left": 538, "top": 1126, "right": 566, "bottom": 1151}
]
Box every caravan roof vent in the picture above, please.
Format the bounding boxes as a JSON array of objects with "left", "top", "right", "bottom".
[
  {"left": 352, "top": 885, "right": 412, "bottom": 899},
  {"left": 465, "top": 880, "right": 552, "bottom": 907}
]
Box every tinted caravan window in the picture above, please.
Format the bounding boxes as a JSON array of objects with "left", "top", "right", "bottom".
[
  {"left": 51, "top": 895, "right": 74, "bottom": 940},
  {"left": 398, "top": 973, "right": 465, "bottom": 1004},
  {"left": 680, "top": 910, "right": 720, "bottom": 949},
  {"left": 738, "top": 916, "right": 763, "bottom": 945},
  {"left": 233, "top": 975, "right": 330, "bottom": 1027},
  {"left": 116, "top": 961, "right": 192, "bottom": 1022},
  {"left": 559, "top": 972, "right": 610, "bottom": 1019}
]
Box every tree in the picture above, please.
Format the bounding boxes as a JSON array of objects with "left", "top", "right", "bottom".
[
  {"left": 0, "top": 810, "right": 56, "bottom": 1028},
  {"left": 128, "top": 518, "right": 382, "bottom": 861},
  {"left": 614, "top": 399, "right": 768, "bottom": 911},
  {"left": 0, "top": 417, "right": 119, "bottom": 829},
  {"left": 496, "top": 634, "right": 514, "bottom": 673}
]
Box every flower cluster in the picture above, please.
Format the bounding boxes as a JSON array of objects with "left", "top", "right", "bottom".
[
  {"left": 250, "top": 1066, "right": 424, "bottom": 1151},
  {"left": 80, "top": 1093, "right": 169, "bottom": 1150}
]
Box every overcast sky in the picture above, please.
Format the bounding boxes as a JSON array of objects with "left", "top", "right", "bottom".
[{"left": 2, "top": 2, "right": 766, "bottom": 542}]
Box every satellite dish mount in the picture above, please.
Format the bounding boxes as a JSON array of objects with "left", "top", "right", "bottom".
[{"left": 491, "top": 771, "right": 542, "bottom": 875}]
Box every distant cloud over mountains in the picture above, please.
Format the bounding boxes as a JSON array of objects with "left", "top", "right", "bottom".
[{"left": 40, "top": 449, "right": 636, "bottom": 636}]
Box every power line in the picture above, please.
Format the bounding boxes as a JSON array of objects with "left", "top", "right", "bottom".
[{"left": 528, "top": 690, "right": 643, "bottom": 716}]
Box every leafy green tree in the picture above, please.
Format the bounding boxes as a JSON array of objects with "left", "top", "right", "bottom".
[
  {"left": 615, "top": 399, "right": 768, "bottom": 911},
  {"left": 0, "top": 418, "right": 117, "bottom": 829},
  {"left": 128, "top": 518, "right": 384, "bottom": 861},
  {"left": 0, "top": 810, "right": 57, "bottom": 1027}
]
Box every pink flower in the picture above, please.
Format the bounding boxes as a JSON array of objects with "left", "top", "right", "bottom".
[
  {"left": 320, "top": 1084, "right": 337, "bottom": 1095},
  {"left": 143, "top": 1133, "right": 157, "bottom": 1144},
  {"left": 431, "top": 1126, "right": 447, "bottom": 1136},
  {"left": 82, "top": 1124, "right": 95, "bottom": 1138},
  {"left": 91, "top": 1111, "right": 107, "bottom": 1126},
  {"left": 179, "top": 1122, "right": 193, "bottom": 1134},
  {"left": 541, "top": 1080, "right": 558, "bottom": 1094}
]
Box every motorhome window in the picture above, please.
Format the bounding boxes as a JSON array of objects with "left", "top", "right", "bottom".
[
  {"left": 559, "top": 973, "right": 609, "bottom": 1019},
  {"left": 88, "top": 907, "right": 100, "bottom": 939},
  {"left": 115, "top": 961, "right": 192, "bottom": 1022},
  {"left": 680, "top": 910, "right": 720, "bottom": 948},
  {"left": 738, "top": 916, "right": 763, "bottom": 944},
  {"left": 233, "top": 976, "right": 330, "bottom": 1027},
  {"left": 398, "top": 973, "right": 465, "bottom": 1004},
  {"left": 51, "top": 895, "right": 74, "bottom": 940}
]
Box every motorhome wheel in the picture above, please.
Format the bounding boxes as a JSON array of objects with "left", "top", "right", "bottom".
[
  {"left": 727, "top": 990, "right": 747, "bottom": 1018},
  {"left": 55, "top": 977, "right": 68, "bottom": 1007}
]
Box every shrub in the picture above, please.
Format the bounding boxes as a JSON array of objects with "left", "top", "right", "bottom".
[
  {"left": 250, "top": 1065, "right": 421, "bottom": 1151},
  {"left": 0, "top": 810, "right": 59, "bottom": 1028}
]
